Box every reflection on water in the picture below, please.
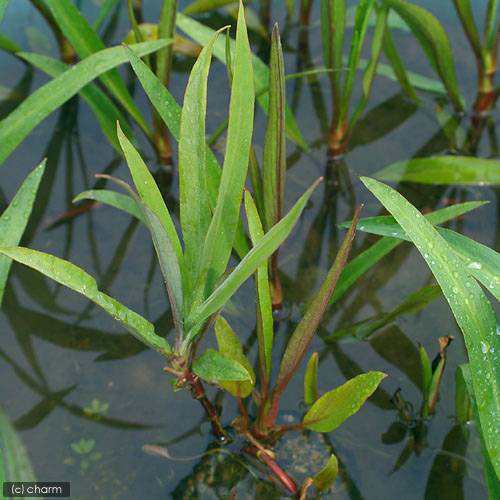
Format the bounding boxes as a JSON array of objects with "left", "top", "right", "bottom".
[{"left": 0, "top": 0, "right": 496, "bottom": 498}]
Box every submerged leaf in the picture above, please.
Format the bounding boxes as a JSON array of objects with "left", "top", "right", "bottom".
[
  {"left": 192, "top": 348, "right": 251, "bottom": 383},
  {"left": 303, "top": 372, "right": 386, "bottom": 432},
  {"left": 313, "top": 454, "right": 338, "bottom": 492},
  {"left": 304, "top": 352, "right": 319, "bottom": 406},
  {"left": 361, "top": 177, "right": 499, "bottom": 477}
]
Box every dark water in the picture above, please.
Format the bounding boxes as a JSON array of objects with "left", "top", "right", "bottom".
[{"left": 0, "top": 1, "right": 497, "bottom": 498}]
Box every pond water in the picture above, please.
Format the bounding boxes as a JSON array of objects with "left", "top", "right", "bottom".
[{"left": 0, "top": 1, "right": 498, "bottom": 498}]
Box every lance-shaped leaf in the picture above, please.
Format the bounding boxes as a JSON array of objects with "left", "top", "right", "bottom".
[
  {"left": 0, "top": 0, "right": 8, "bottom": 24},
  {"left": 0, "top": 405, "right": 36, "bottom": 483},
  {"left": 44, "top": 0, "right": 151, "bottom": 135},
  {"left": 215, "top": 316, "right": 255, "bottom": 397},
  {"left": 303, "top": 372, "right": 386, "bottom": 432},
  {"left": 332, "top": 200, "right": 488, "bottom": 304},
  {"left": 176, "top": 12, "right": 307, "bottom": 149},
  {"left": 262, "top": 24, "right": 286, "bottom": 233},
  {"left": 419, "top": 344, "right": 432, "bottom": 402},
  {"left": 426, "top": 336, "right": 453, "bottom": 416},
  {"left": 273, "top": 207, "right": 360, "bottom": 398},
  {"left": 452, "top": 0, "right": 483, "bottom": 62},
  {"left": 184, "top": 0, "right": 237, "bottom": 14},
  {"left": 93, "top": 0, "right": 120, "bottom": 31},
  {"left": 157, "top": 0, "right": 177, "bottom": 87},
  {"left": 179, "top": 29, "right": 222, "bottom": 303},
  {"left": 244, "top": 191, "right": 273, "bottom": 381},
  {"left": 313, "top": 454, "right": 338, "bottom": 492},
  {"left": 360, "top": 176, "right": 499, "bottom": 478},
  {"left": 197, "top": 4, "right": 254, "bottom": 299},
  {"left": 382, "top": 0, "right": 464, "bottom": 111},
  {"left": 455, "top": 366, "right": 472, "bottom": 425},
  {"left": 73, "top": 189, "right": 145, "bottom": 223},
  {"left": 125, "top": 45, "right": 250, "bottom": 259},
  {"left": 0, "top": 161, "right": 45, "bottom": 305},
  {"left": 184, "top": 178, "right": 322, "bottom": 344},
  {"left": 0, "top": 40, "right": 167, "bottom": 167},
  {"left": 375, "top": 155, "right": 500, "bottom": 185},
  {"left": 304, "top": 352, "right": 319, "bottom": 405},
  {"left": 192, "top": 348, "right": 251, "bottom": 383},
  {"left": 484, "top": 0, "right": 498, "bottom": 53},
  {"left": 18, "top": 52, "right": 131, "bottom": 153},
  {"left": 0, "top": 247, "right": 171, "bottom": 355},
  {"left": 116, "top": 123, "right": 182, "bottom": 263}
]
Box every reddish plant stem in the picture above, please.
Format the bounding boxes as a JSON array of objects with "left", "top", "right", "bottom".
[{"left": 245, "top": 445, "right": 298, "bottom": 496}]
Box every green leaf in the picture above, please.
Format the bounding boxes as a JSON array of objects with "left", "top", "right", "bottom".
[
  {"left": 0, "top": 162, "right": 45, "bottom": 305},
  {"left": 262, "top": 24, "right": 286, "bottom": 233},
  {"left": 157, "top": 0, "right": 177, "bottom": 87},
  {"left": 419, "top": 344, "right": 432, "bottom": 404},
  {"left": 360, "top": 176, "right": 499, "bottom": 478},
  {"left": 375, "top": 155, "right": 500, "bottom": 185},
  {"left": 0, "top": 40, "right": 166, "bottom": 167},
  {"left": 304, "top": 352, "right": 319, "bottom": 405},
  {"left": 197, "top": 4, "right": 254, "bottom": 299},
  {"left": 0, "top": 33, "right": 20, "bottom": 54},
  {"left": 303, "top": 372, "right": 386, "bottom": 432},
  {"left": 92, "top": 0, "right": 120, "bottom": 31},
  {"left": 185, "top": 178, "right": 322, "bottom": 344},
  {"left": 18, "top": 52, "right": 131, "bottom": 153},
  {"left": 382, "top": 0, "right": 464, "bottom": 111},
  {"left": 484, "top": 0, "right": 498, "bottom": 53},
  {"left": 313, "top": 454, "right": 338, "bottom": 492},
  {"left": 44, "top": 0, "right": 151, "bottom": 135},
  {"left": 0, "top": 0, "right": 7, "bottom": 24},
  {"left": 0, "top": 405, "right": 36, "bottom": 483},
  {"left": 215, "top": 316, "right": 255, "bottom": 397},
  {"left": 125, "top": 45, "right": 250, "bottom": 259},
  {"left": 274, "top": 207, "right": 360, "bottom": 398},
  {"left": 73, "top": 189, "right": 145, "bottom": 223},
  {"left": 244, "top": 191, "right": 273, "bottom": 381},
  {"left": 192, "top": 348, "right": 251, "bottom": 383},
  {"left": 0, "top": 247, "right": 171, "bottom": 355},
  {"left": 179, "top": 29, "right": 222, "bottom": 304},
  {"left": 116, "top": 123, "right": 182, "bottom": 263},
  {"left": 452, "top": 0, "right": 483, "bottom": 62},
  {"left": 455, "top": 366, "right": 472, "bottom": 425},
  {"left": 184, "top": 0, "right": 237, "bottom": 14},
  {"left": 176, "top": 12, "right": 307, "bottom": 149}
]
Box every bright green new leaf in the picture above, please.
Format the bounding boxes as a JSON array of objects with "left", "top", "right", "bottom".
[
  {"left": 192, "top": 348, "right": 251, "bottom": 383},
  {"left": 274, "top": 207, "right": 360, "bottom": 398},
  {"left": 176, "top": 12, "right": 307, "bottom": 149},
  {"left": 0, "top": 405, "right": 36, "bottom": 483},
  {"left": 18, "top": 52, "right": 131, "bottom": 153},
  {"left": 44, "top": 0, "right": 151, "bottom": 135},
  {"left": 313, "top": 454, "right": 338, "bottom": 492},
  {"left": 0, "top": 247, "right": 170, "bottom": 355},
  {"left": 215, "top": 316, "right": 255, "bottom": 397},
  {"left": 375, "top": 155, "right": 500, "bottom": 185},
  {"left": 73, "top": 190, "right": 145, "bottom": 223},
  {"left": 0, "top": 40, "right": 166, "bottom": 167},
  {"left": 244, "top": 191, "right": 273, "bottom": 381},
  {"left": 303, "top": 372, "right": 386, "bottom": 432},
  {"left": 179, "top": 29, "right": 222, "bottom": 303},
  {"left": 0, "top": 162, "right": 44, "bottom": 305},
  {"left": 185, "top": 178, "right": 322, "bottom": 344},
  {"left": 383, "top": 0, "right": 464, "bottom": 110},
  {"left": 361, "top": 176, "right": 499, "bottom": 477},
  {"left": 304, "top": 352, "right": 319, "bottom": 405},
  {"left": 197, "top": 4, "right": 254, "bottom": 300}
]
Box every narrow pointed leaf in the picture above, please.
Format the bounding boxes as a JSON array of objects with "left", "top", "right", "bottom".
[
  {"left": 73, "top": 189, "right": 145, "bottom": 223},
  {"left": 198, "top": 4, "right": 254, "bottom": 298},
  {"left": 361, "top": 176, "right": 499, "bottom": 477},
  {"left": 157, "top": 0, "right": 177, "bottom": 86},
  {"left": 179, "top": 29, "right": 222, "bottom": 302},
  {"left": 92, "top": 0, "right": 120, "bottom": 31},
  {"left": 215, "top": 316, "right": 255, "bottom": 397},
  {"left": 274, "top": 207, "right": 360, "bottom": 397},
  {"left": 18, "top": 52, "right": 131, "bottom": 153},
  {"left": 244, "top": 191, "right": 273, "bottom": 380},
  {"left": 313, "top": 454, "right": 338, "bottom": 492},
  {"left": 303, "top": 372, "right": 386, "bottom": 432},
  {"left": 382, "top": 0, "right": 464, "bottom": 110},
  {"left": 0, "top": 40, "right": 166, "bottom": 167},
  {"left": 0, "top": 0, "right": 8, "bottom": 24},
  {"left": 116, "top": 123, "right": 183, "bottom": 263},
  {"left": 419, "top": 345, "right": 432, "bottom": 401},
  {"left": 192, "top": 348, "right": 251, "bottom": 383},
  {"left": 452, "top": 0, "right": 483, "bottom": 61},
  {"left": 262, "top": 24, "right": 286, "bottom": 233},
  {"left": 185, "top": 179, "right": 322, "bottom": 342},
  {"left": 176, "top": 12, "right": 307, "bottom": 149},
  {"left": 0, "top": 247, "right": 170, "bottom": 355},
  {"left": 0, "top": 405, "right": 36, "bottom": 483},
  {"left": 0, "top": 162, "right": 44, "bottom": 305},
  {"left": 184, "top": 0, "right": 237, "bottom": 14},
  {"left": 375, "top": 156, "right": 500, "bottom": 185},
  {"left": 44, "top": 0, "right": 151, "bottom": 134},
  {"left": 304, "top": 352, "right": 319, "bottom": 405}
]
